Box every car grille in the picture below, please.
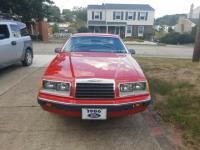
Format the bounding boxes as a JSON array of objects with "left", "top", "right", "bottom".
[{"left": 75, "top": 82, "right": 115, "bottom": 99}]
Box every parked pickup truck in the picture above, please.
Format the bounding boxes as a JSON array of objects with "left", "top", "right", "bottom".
[
  {"left": 0, "top": 20, "right": 33, "bottom": 68},
  {"left": 38, "top": 33, "right": 152, "bottom": 120}
]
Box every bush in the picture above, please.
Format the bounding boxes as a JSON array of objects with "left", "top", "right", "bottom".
[
  {"left": 52, "top": 23, "right": 59, "bottom": 33},
  {"left": 78, "top": 27, "right": 89, "bottom": 33},
  {"left": 160, "top": 32, "right": 195, "bottom": 45}
]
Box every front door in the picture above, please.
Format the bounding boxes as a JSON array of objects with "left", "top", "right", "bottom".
[
  {"left": 0, "top": 24, "right": 16, "bottom": 65},
  {"left": 115, "top": 27, "right": 120, "bottom": 35}
]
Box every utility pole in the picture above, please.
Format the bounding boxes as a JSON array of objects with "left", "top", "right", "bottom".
[{"left": 192, "top": 14, "right": 200, "bottom": 62}]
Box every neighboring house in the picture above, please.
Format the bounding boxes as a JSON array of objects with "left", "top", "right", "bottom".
[
  {"left": 49, "top": 22, "right": 71, "bottom": 33},
  {"left": 175, "top": 4, "right": 199, "bottom": 34},
  {"left": 87, "top": 3, "right": 155, "bottom": 39},
  {"left": 175, "top": 16, "right": 197, "bottom": 33}
]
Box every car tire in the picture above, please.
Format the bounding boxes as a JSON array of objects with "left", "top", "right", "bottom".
[{"left": 22, "top": 49, "right": 33, "bottom": 66}]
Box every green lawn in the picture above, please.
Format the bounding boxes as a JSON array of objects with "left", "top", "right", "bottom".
[{"left": 137, "top": 58, "right": 200, "bottom": 150}]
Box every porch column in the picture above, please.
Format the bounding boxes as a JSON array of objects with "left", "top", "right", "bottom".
[{"left": 106, "top": 26, "right": 108, "bottom": 33}]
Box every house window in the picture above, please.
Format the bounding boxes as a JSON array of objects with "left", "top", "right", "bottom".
[
  {"left": 92, "top": 11, "right": 102, "bottom": 20},
  {"left": 127, "top": 26, "right": 132, "bottom": 34},
  {"left": 140, "top": 12, "right": 146, "bottom": 20},
  {"left": 115, "top": 11, "right": 121, "bottom": 20},
  {"left": 128, "top": 12, "right": 133, "bottom": 20},
  {"left": 94, "top": 11, "right": 100, "bottom": 20},
  {"left": 138, "top": 12, "right": 148, "bottom": 21},
  {"left": 138, "top": 26, "right": 144, "bottom": 36}
]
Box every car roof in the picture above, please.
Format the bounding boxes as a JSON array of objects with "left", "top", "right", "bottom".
[
  {"left": 0, "top": 20, "right": 26, "bottom": 29},
  {"left": 72, "top": 33, "right": 120, "bottom": 38}
]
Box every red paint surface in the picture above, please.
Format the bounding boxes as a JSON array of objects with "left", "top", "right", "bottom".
[{"left": 38, "top": 34, "right": 151, "bottom": 118}]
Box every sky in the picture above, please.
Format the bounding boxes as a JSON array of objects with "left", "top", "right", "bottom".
[{"left": 53, "top": 0, "right": 200, "bottom": 18}]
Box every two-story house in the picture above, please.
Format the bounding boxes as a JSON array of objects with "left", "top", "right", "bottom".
[{"left": 87, "top": 3, "right": 155, "bottom": 39}]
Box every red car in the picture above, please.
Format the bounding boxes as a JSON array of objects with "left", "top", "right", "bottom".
[{"left": 38, "top": 33, "right": 151, "bottom": 120}]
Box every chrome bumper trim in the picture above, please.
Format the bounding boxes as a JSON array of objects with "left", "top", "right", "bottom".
[{"left": 38, "top": 97, "right": 152, "bottom": 106}]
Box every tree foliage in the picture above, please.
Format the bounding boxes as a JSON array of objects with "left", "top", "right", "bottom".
[
  {"left": 155, "top": 14, "right": 187, "bottom": 26},
  {"left": 62, "top": 7, "right": 87, "bottom": 22},
  {"left": 47, "top": 5, "right": 60, "bottom": 22},
  {"left": 0, "top": 0, "right": 54, "bottom": 21},
  {"left": 52, "top": 23, "right": 59, "bottom": 33}
]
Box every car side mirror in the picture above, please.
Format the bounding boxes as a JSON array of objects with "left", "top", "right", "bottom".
[
  {"left": 55, "top": 48, "right": 62, "bottom": 53},
  {"left": 128, "top": 49, "right": 136, "bottom": 55}
]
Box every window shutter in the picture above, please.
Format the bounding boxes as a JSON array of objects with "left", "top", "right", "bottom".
[
  {"left": 126, "top": 12, "right": 128, "bottom": 20},
  {"left": 100, "top": 12, "right": 102, "bottom": 20},
  {"left": 145, "top": 12, "right": 148, "bottom": 20},
  {"left": 121, "top": 12, "right": 124, "bottom": 20},
  {"left": 113, "top": 11, "right": 116, "bottom": 20},
  {"left": 138, "top": 12, "right": 140, "bottom": 20},
  {"left": 92, "top": 11, "right": 94, "bottom": 20},
  {"left": 133, "top": 12, "right": 136, "bottom": 20}
]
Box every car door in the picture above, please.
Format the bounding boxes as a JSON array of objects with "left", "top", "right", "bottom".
[
  {"left": 9, "top": 24, "right": 23, "bottom": 60},
  {"left": 0, "top": 24, "right": 15, "bottom": 65}
]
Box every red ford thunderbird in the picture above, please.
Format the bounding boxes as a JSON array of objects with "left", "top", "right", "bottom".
[{"left": 38, "top": 33, "right": 151, "bottom": 120}]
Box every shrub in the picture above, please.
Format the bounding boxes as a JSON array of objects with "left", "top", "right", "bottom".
[
  {"left": 78, "top": 27, "right": 89, "bottom": 33},
  {"left": 160, "top": 32, "right": 195, "bottom": 45}
]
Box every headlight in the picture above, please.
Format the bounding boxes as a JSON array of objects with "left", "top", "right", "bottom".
[
  {"left": 119, "top": 81, "right": 148, "bottom": 97},
  {"left": 41, "top": 80, "right": 70, "bottom": 96}
]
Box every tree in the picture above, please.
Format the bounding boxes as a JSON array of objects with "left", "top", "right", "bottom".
[
  {"left": 62, "top": 9, "right": 73, "bottom": 22},
  {"left": 52, "top": 23, "right": 59, "bottom": 33},
  {"left": 168, "top": 27, "right": 174, "bottom": 33},
  {"left": 155, "top": 14, "right": 187, "bottom": 26},
  {"left": 72, "top": 7, "right": 87, "bottom": 21},
  {"left": 192, "top": 15, "right": 200, "bottom": 62},
  {"left": 0, "top": 0, "right": 54, "bottom": 21},
  {"left": 47, "top": 5, "right": 60, "bottom": 22}
]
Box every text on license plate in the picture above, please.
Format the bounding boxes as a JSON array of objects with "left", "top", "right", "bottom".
[{"left": 82, "top": 108, "right": 107, "bottom": 120}]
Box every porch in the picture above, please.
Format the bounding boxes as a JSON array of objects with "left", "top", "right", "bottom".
[{"left": 88, "top": 26, "right": 126, "bottom": 38}]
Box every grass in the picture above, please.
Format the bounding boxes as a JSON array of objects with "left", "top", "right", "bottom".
[{"left": 136, "top": 57, "right": 200, "bottom": 150}]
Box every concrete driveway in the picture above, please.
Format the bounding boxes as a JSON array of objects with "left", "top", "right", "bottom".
[
  {"left": 0, "top": 65, "right": 178, "bottom": 150},
  {"left": 0, "top": 42, "right": 186, "bottom": 150}
]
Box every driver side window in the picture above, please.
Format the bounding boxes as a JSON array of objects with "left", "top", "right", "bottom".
[{"left": 0, "top": 25, "right": 10, "bottom": 40}]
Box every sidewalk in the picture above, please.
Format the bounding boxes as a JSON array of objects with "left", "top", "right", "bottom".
[{"left": 124, "top": 41, "right": 157, "bottom": 46}]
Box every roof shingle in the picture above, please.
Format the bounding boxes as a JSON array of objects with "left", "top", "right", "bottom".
[{"left": 88, "top": 3, "right": 155, "bottom": 11}]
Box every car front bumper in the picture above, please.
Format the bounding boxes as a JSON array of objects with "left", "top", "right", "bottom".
[{"left": 38, "top": 97, "right": 152, "bottom": 118}]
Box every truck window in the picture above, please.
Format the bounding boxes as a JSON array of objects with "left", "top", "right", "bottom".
[
  {"left": 20, "top": 27, "right": 29, "bottom": 36},
  {"left": 0, "top": 24, "right": 10, "bottom": 40},
  {"left": 10, "top": 24, "right": 21, "bottom": 38}
]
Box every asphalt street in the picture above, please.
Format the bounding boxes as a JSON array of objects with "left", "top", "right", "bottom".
[{"left": 0, "top": 42, "right": 187, "bottom": 150}]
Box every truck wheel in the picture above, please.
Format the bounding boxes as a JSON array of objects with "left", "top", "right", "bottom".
[{"left": 22, "top": 49, "right": 33, "bottom": 66}]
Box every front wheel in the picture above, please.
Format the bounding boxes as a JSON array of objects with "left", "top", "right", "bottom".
[{"left": 22, "top": 49, "right": 33, "bottom": 66}]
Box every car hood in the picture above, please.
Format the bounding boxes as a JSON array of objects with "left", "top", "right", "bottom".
[{"left": 44, "top": 52, "right": 146, "bottom": 82}]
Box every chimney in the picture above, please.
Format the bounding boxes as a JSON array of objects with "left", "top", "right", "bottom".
[{"left": 189, "top": 3, "right": 194, "bottom": 19}]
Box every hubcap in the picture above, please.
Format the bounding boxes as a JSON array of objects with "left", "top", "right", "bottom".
[{"left": 26, "top": 52, "right": 32, "bottom": 64}]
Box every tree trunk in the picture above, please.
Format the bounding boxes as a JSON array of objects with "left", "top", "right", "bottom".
[{"left": 192, "top": 14, "right": 200, "bottom": 62}]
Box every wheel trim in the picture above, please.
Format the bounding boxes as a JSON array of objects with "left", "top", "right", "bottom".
[{"left": 26, "top": 52, "right": 32, "bottom": 64}]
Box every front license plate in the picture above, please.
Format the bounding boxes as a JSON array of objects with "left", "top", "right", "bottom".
[{"left": 82, "top": 108, "right": 107, "bottom": 120}]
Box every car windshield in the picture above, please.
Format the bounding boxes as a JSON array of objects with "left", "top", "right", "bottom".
[{"left": 63, "top": 36, "right": 127, "bottom": 53}]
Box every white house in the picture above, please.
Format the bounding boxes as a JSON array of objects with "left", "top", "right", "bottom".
[{"left": 87, "top": 3, "right": 155, "bottom": 39}]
